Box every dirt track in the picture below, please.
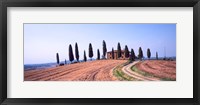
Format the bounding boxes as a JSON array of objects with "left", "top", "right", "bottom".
[
  {"left": 122, "top": 61, "right": 160, "bottom": 81},
  {"left": 24, "top": 60, "right": 126, "bottom": 81}
]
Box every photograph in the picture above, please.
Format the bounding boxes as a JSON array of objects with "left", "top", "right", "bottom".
[{"left": 24, "top": 23, "right": 176, "bottom": 81}]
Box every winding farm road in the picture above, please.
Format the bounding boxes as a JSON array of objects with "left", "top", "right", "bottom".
[{"left": 122, "top": 61, "right": 160, "bottom": 81}]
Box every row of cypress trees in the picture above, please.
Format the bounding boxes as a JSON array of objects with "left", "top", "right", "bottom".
[
  {"left": 56, "top": 40, "right": 107, "bottom": 65},
  {"left": 56, "top": 41, "right": 159, "bottom": 65},
  {"left": 113, "top": 42, "right": 158, "bottom": 61}
]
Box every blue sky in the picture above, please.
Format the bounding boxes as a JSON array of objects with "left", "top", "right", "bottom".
[{"left": 24, "top": 24, "right": 176, "bottom": 64}]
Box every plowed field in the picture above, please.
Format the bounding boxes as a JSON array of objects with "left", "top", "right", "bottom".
[
  {"left": 135, "top": 60, "right": 176, "bottom": 80},
  {"left": 24, "top": 60, "right": 126, "bottom": 81}
]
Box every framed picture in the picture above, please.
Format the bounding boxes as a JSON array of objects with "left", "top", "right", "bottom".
[{"left": 0, "top": 0, "right": 199, "bottom": 105}]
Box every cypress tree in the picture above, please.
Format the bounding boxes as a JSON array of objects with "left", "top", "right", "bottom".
[
  {"left": 138, "top": 47, "right": 143, "bottom": 60},
  {"left": 124, "top": 45, "right": 130, "bottom": 58},
  {"left": 88, "top": 43, "right": 93, "bottom": 60},
  {"left": 147, "top": 48, "right": 151, "bottom": 59},
  {"left": 97, "top": 49, "right": 100, "bottom": 60},
  {"left": 156, "top": 52, "right": 158, "bottom": 60},
  {"left": 103, "top": 40, "right": 107, "bottom": 59},
  {"left": 117, "top": 42, "right": 122, "bottom": 59},
  {"left": 69, "top": 44, "right": 74, "bottom": 63},
  {"left": 112, "top": 48, "right": 114, "bottom": 59},
  {"left": 56, "top": 53, "right": 60, "bottom": 64},
  {"left": 84, "top": 50, "right": 87, "bottom": 62},
  {"left": 75, "top": 42, "right": 79, "bottom": 62},
  {"left": 130, "top": 49, "right": 135, "bottom": 61}
]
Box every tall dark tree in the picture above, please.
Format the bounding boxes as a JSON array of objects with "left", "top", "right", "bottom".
[
  {"left": 138, "top": 47, "right": 143, "bottom": 60},
  {"left": 156, "top": 52, "right": 158, "bottom": 60},
  {"left": 88, "top": 43, "right": 93, "bottom": 60},
  {"left": 117, "top": 42, "right": 122, "bottom": 59},
  {"left": 84, "top": 50, "right": 87, "bottom": 62},
  {"left": 147, "top": 48, "right": 151, "bottom": 59},
  {"left": 69, "top": 44, "right": 74, "bottom": 63},
  {"left": 130, "top": 49, "right": 135, "bottom": 61},
  {"left": 65, "top": 59, "right": 67, "bottom": 64},
  {"left": 112, "top": 48, "right": 114, "bottom": 59},
  {"left": 75, "top": 42, "right": 79, "bottom": 62},
  {"left": 97, "top": 49, "right": 100, "bottom": 60},
  {"left": 103, "top": 40, "right": 107, "bottom": 59},
  {"left": 124, "top": 45, "right": 130, "bottom": 58},
  {"left": 56, "top": 53, "right": 60, "bottom": 64}
]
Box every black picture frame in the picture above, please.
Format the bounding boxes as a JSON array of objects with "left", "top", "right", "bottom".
[{"left": 0, "top": 0, "right": 199, "bottom": 105}]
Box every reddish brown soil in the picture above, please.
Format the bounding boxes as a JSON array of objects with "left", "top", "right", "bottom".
[
  {"left": 135, "top": 60, "right": 176, "bottom": 80},
  {"left": 24, "top": 60, "right": 126, "bottom": 81}
]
